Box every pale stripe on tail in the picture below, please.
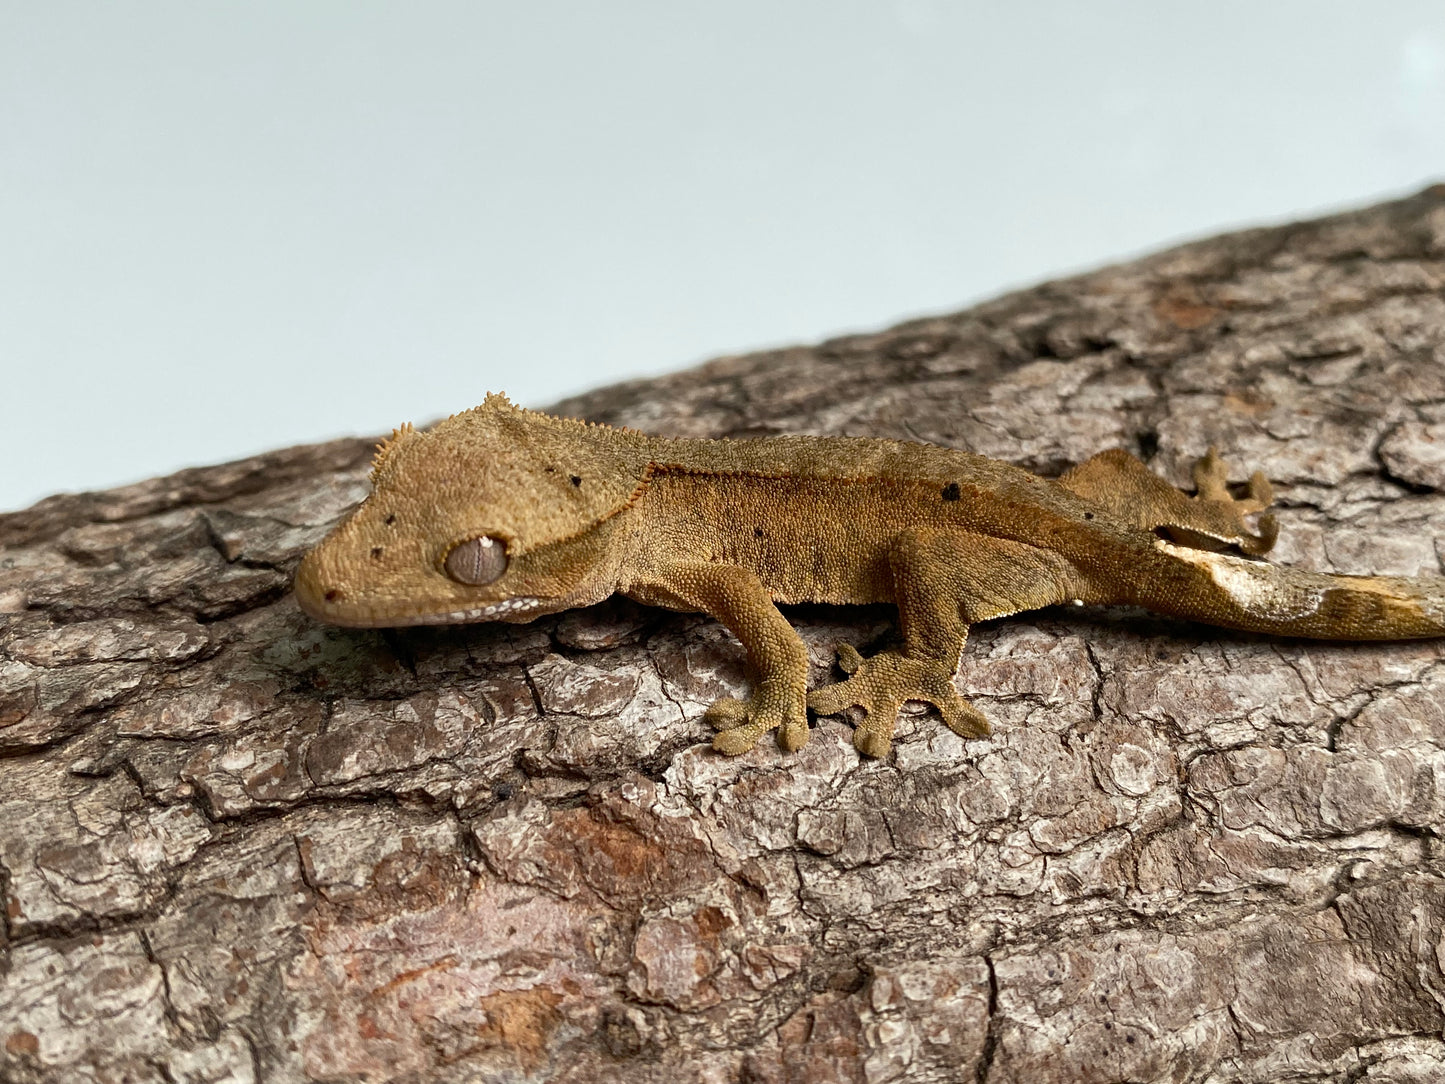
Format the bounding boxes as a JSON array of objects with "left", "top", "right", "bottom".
[{"left": 1147, "top": 540, "right": 1445, "bottom": 640}]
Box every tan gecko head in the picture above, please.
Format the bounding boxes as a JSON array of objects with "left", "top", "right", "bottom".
[{"left": 295, "top": 393, "right": 653, "bottom": 627}]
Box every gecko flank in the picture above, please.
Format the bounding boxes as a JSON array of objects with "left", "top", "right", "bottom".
[{"left": 294, "top": 393, "right": 1445, "bottom": 759}]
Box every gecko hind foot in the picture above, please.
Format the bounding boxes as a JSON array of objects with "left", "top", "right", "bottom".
[
  {"left": 807, "top": 647, "right": 990, "bottom": 758},
  {"left": 1184, "top": 447, "right": 1278, "bottom": 556},
  {"left": 706, "top": 681, "right": 809, "bottom": 756},
  {"left": 1061, "top": 446, "right": 1278, "bottom": 556}
]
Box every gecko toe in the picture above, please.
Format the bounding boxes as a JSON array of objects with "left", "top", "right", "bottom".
[
  {"left": 712, "top": 721, "right": 770, "bottom": 755},
  {"left": 936, "top": 694, "right": 991, "bottom": 739},
  {"left": 807, "top": 683, "right": 853, "bottom": 717},
  {"left": 853, "top": 723, "right": 893, "bottom": 759},
  {"left": 810, "top": 673, "right": 898, "bottom": 756},
  {"left": 917, "top": 672, "right": 991, "bottom": 738},
  {"left": 703, "top": 697, "right": 750, "bottom": 731},
  {"left": 1193, "top": 447, "right": 1231, "bottom": 500},
  {"left": 777, "top": 711, "right": 810, "bottom": 752},
  {"left": 1246, "top": 469, "right": 1273, "bottom": 510}
]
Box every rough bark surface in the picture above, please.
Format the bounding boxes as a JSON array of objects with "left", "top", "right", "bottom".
[{"left": 6, "top": 189, "right": 1445, "bottom": 1084}]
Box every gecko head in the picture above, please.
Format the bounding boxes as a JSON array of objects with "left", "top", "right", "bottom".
[{"left": 295, "top": 393, "right": 648, "bottom": 628}]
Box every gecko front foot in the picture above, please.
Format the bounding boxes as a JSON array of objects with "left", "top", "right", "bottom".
[
  {"left": 807, "top": 644, "right": 990, "bottom": 758},
  {"left": 705, "top": 678, "right": 809, "bottom": 756}
]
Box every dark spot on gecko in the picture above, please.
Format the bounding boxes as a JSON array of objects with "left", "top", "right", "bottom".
[
  {"left": 545, "top": 466, "right": 556, "bottom": 473},
  {"left": 1137, "top": 428, "right": 1160, "bottom": 460},
  {"left": 941, "top": 482, "right": 961, "bottom": 501},
  {"left": 1083, "top": 511, "right": 1094, "bottom": 520},
  {"left": 371, "top": 547, "right": 384, "bottom": 559},
  {"left": 754, "top": 527, "right": 765, "bottom": 538},
  {"left": 384, "top": 514, "right": 397, "bottom": 526},
  {"left": 570, "top": 475, "right": 583, "bottom": 487}
]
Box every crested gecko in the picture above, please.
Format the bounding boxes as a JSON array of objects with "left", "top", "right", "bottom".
[{"left": 295, "top": 393, "right": 1445, "bottom": 758}]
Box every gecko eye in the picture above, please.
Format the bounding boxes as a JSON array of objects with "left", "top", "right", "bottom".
[{"left": 443, "top": 536, "right": 508, "bottom": 585}]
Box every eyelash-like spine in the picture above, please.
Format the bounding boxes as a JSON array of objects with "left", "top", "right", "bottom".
[{"left": 370, "top": 422, "right": 415, "bottom": 482}]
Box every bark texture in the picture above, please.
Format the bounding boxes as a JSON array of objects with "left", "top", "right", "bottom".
[{"left": 6, "top": 188, "right": 1445, "bottom": 1083}]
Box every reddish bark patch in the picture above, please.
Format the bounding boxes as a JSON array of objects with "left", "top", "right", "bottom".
[
  {"left": 4, "top": 1032, "right": 38, "bottom": 1057},
  {"left": 1152, "top": 287, "right": 1218, "bottom": 330},
  {"left": 478, "top": 987, "right": 564, "bottom": 1072},
  {"left": 538, "top": 797, "right": 719, "bottom": 908}
]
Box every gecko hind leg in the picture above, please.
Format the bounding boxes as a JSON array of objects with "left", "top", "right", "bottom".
[
  {"left": 1058, "top": 447, "right": 1277, "bottom": 556},
  {"left": 808, "top": 529, "right": 1084, "bottom": 758}
]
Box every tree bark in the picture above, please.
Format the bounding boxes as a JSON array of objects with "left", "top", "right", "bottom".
[{"left": 5, "top": 187, "right": 1445, "bottom": 1083}]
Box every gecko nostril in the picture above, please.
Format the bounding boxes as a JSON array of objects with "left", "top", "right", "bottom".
[{"left": 324, "top": 589, "right": 341, "bottom": 602}]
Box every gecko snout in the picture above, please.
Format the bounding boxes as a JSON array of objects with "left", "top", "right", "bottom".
[{"left": 294, "top": 547, "right": 347, "bottom": 621}]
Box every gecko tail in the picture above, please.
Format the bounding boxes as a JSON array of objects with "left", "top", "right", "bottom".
[{"left": 1142, "top": 541, "right": 1445, "bottom": 641}]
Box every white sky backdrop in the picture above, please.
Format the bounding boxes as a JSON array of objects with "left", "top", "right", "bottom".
[{"left": 3, "top": 2, "right": 1444, "bottom": 510}]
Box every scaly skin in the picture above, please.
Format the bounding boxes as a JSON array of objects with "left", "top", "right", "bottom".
[{"left": 295, "top": 393, "right": 1445, "bottom": 759}]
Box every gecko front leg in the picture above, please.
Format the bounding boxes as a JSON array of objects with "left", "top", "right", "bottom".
[
  {"left": 625, "top": 563, "right": 810, "bottom": 754},
  {"left": 808, "top": 529, "right": 1088, "bottom": 757}
]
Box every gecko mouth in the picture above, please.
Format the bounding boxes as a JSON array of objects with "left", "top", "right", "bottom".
[
  {"left": 297, "top": 595, "right": 548, "bottom": 628},
  {"left": 294, "top": 573, "right": 546, "bottom": 628},
  {"left": 391, "top": 598, "right": 547, "bottom": 625}
]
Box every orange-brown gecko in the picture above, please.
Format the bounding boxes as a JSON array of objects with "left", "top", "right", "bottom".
[{"left": 295, "top": 393, "right": 1445, "bottom": 758}]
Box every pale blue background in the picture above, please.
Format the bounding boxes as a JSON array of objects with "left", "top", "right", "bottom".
[{"left": 4, "top": 2, "right": 1443, "bottom": 510}]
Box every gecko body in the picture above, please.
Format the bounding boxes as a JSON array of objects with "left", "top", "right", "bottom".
[{"left": 295, "top": 394, "right": 1445, "bottom": 758}]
